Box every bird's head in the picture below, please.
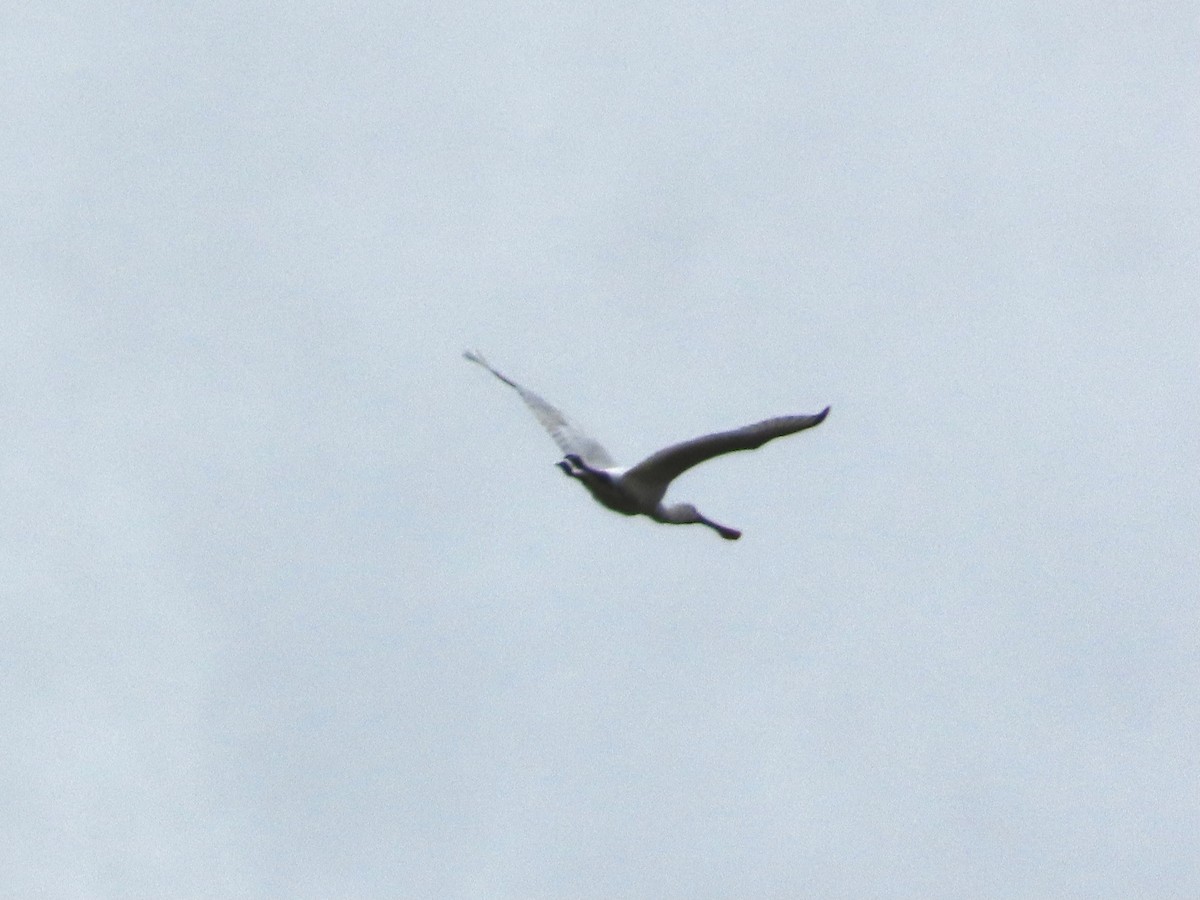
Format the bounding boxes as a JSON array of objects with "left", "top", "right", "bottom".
[{"left": 663, "top": 502, "right": 703, "bottom": 523}]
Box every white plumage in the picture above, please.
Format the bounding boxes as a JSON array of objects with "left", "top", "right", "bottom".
[{"left": 464, "top": 350, "right": 829, "bottom": 540}]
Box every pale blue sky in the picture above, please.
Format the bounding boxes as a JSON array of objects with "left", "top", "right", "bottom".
[{"left": 2, "top": 3, "right": 1197, "bottom": 897}]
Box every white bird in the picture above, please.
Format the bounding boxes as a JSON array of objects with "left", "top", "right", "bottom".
[{"left": 464, "top": 350, "right": 829, "bottom": 541}]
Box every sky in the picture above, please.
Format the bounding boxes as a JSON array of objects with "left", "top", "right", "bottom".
[{"left": 2, "top": 2, "right": 1198, "bottom": 897}]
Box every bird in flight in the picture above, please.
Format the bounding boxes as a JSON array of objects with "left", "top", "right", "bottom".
[{"left": 464, "top": 350, "right": 829, "bottom": 540}]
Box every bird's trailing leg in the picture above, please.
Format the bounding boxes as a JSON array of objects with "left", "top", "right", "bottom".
[
  {"left": 556, "top": 455, "right": 598, "bottom": 479},
  {"left": 558, "top": 453, "right": 606, "bottom": 480},
  {"left": 562, "top": 453, "right": 592, "bottom": 474}
]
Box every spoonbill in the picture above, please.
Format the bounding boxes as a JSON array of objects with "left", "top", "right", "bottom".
[{"left": 464, "top": 350, "right": 829, "bottom": 540}]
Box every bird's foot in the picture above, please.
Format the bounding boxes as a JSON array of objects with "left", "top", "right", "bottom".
[{"left": 558, "top": 454, "right": 593, "bottom": 477}]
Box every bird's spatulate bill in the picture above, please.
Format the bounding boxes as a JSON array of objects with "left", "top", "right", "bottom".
[{"left": 708, "top": 521, "right": 742, "bottom": 540}]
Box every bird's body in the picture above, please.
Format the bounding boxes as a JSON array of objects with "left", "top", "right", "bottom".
[{"left": 464, "top": 350, "right": 828, "bottom": 540}]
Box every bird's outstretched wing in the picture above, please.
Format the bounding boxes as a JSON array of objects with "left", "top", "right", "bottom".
[
  {"left": 463, "top": 351, "right": 615, "bottom": 467},
  {"left": 623, "top": 408, "right": 830, "bottom": 491}
]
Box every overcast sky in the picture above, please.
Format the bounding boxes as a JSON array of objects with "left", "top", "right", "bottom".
[{"left": 3, "top": 2, "right": 1198, "bottom": 897}]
